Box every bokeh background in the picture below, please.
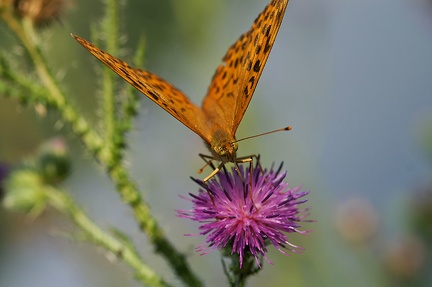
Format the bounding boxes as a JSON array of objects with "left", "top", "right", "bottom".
[{"left": 1, "top": 0, "right": 432, "bottom": 286}]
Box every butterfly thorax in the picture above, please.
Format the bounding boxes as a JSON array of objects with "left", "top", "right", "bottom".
[{"left": 209, "top": 129, "right": 238, "bottom": 163}]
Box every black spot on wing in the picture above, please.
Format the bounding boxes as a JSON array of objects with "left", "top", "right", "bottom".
[
  {"left": 246, "top": 59, "right": 252, "bottom": 71},
  {"left": 249, "top": 76, "right": 255, "bottom": 86},
  {"left": 253, "top": 60, "right": 261, "bottom": 72},
  {"left": 264, "top": 37, "right": 272, "bottom": 54},
  {"left": 148, "top": 90, "right": 159, "bottom": 101},
  {"left": 243, "top": 86, "right": 249, "bottom": 99},
  {"left": 255, "top": 44, "right": 262, "bottom": 55}
]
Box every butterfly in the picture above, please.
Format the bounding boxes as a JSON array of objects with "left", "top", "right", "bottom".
[{"left": 72, "top": 0, "right": 289, "bottom": 181}]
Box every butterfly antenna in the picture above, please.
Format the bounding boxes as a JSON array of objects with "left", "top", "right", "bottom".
[
  {"left": 198, "top": 161, "right": 211, "bottom": 174},
  {"left": 197, "top": 154, "right": 217, "bottom": 174},
  {"left": 234, "top": 126, "right": 292, "bottom": 143}
]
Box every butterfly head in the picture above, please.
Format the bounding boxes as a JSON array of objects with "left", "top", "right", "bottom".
[{"left": 210, "top": 130, "right": 238, "bottom": 163}]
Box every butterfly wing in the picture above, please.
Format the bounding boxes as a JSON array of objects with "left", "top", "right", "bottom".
[
  {"left": 202, "top": 0, "right": 289, "bottom": 136},
  {"left": 71, "top": 34, "right": 212, "bottom": 143}
]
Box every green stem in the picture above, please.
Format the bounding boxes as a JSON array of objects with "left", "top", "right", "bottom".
[
  {"left": 104, "top": 0, "right": 120, "bottom": 54},
  {"left": 101, "top": 0, "right": 120, "bottom": 162},
  {"left": 1, "top": 10, "right": 202, "bottom": 287},
  {"left": 2, "top": 12, "right": 64, "bottom": 106},
  {"left": 1, "top": 11, "right": 104, "bottom": 155},
  {"left": 45, "top": 187, "right": 171, "bottom": 287},
  {"left": 108, "top": 164, "right": 203, "bottom": 287},
  {"left": 222, "top": 247, "right": 262, "bottom": 287}
]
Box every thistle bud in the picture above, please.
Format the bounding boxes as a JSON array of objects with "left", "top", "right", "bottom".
[
  {"left": 2, "top": 168, "right": 47, "bottom": 213},
  {"left": 36, "top": 137, "right": 71, "bottom": 185}
]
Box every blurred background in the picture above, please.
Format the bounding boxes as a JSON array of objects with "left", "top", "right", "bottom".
[{"left": 1, "top": 0, "right": 432, "bottom": 286}]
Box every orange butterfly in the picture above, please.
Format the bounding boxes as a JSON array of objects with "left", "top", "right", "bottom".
[{"left": 72, "top": 0, "right": 289, "bottom": 181}]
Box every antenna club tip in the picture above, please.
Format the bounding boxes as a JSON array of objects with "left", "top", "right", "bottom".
[{"left": 285, "top": 126, "right": 292, "bottom": 131}]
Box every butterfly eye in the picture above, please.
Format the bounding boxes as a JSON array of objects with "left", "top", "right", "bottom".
[
  {"left": 216, "top": 146, "right": 226, "bottom": 156},
  {"left": 231, "top": 142, "right": 239, "bottom": 152}
]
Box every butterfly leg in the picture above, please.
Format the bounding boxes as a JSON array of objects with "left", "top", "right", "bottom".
[
  {"left": 235, "top": 154, "right": 263, "bottom": 175},
  {"left": 203, "top": 162, "right": 224, "bottom": 182},
  {"left": 198, "top": 154, "right": 223, "bottom": 206}
]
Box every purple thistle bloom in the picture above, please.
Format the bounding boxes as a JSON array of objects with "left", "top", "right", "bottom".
[{"left": 178, "top": 161, "right": 312, "bottom": 268}]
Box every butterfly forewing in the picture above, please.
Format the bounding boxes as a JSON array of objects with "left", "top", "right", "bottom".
[
  {"left": 203, "top": 0, "right": 289, "bottom": 136},
  {"left": 72, "top": 0, "right": 289, "bottom": 167},
  {"left": 71, "top": 34, "right": 212, "bottom": 143}
]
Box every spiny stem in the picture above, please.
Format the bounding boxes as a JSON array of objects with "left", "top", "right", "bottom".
[
  {"left": 101, "top": 0, "right": 121, "bottom": 163},
  {"left": 1, "top": 9, "right": 202, "bottom": 287},
  {"left": 2, "top": 12, "right": 64, "bottom": 106},
  {"left": 1, "top": 11, "right": 104, "bottom": 155},
  {"left": 46, "top": 187, "right": 171, "bottom": 287},
  {"left": 107, "top": 163, "right": 203, "bottom": 287}
]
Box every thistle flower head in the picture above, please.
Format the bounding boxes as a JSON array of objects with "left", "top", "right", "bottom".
[
  {"left": 13, "top": 0, "right": 69, "bottom": 27},
  {"left": 178, "top": 161, "right": 312, "bottom": 268}
]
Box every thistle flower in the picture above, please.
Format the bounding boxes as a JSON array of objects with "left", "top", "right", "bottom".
[
  {"left": 178, "top": 161, "right": 312, "bottom": 268},
  {"left": 13, "top": 0, "right": 69, "bottom": 27}
]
